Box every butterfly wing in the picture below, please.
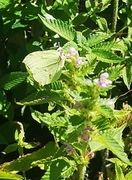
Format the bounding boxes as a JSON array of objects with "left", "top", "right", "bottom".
[{"left": 23, "top": 50, "right": 65, "bottom": 86}]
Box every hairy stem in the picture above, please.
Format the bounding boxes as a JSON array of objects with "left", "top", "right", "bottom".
[
  {"left": 112, "top": 0, "right": 119, "bottom": 32},
  {"left": 77, "top": 165, "right": 86, "bottom": 180}
]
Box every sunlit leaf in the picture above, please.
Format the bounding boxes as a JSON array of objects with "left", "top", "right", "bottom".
[
  {"left": 96, "top": 132, "right": 130, "bottom": 165},
  {"left": 0, "top": 72, "right": 27, "bottom": 90},
  {"left": 86, "top": 33, "right": 113, "bottom": 47},
  {"left": 125, "top": 170, "right": 132, "bottom": 180},
  {"left": 115, "top": 162, "right": 125, "bottom": 180},
  {"left": 122, "top": 60, "right": 132, "bottom": 89},
  {"left": 41, "top": 157, "right": 76, "bottom": 180},
  {"left": 1, "top": 142, "right": 57, "bottom": 172},
  {"left": 38, "top": 14, "right": 76, "bottom": 41},
  {"left": 0, "top": 170, "right": 23, "bottom": 180},
  {"left": 92, "top": 49, "right": 124, "bottom": 63}
]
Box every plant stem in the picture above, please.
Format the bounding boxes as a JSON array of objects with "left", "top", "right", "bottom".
[
  {"left": 77, "top": 165, "right": 86, "bottom": 180},
  {"left": 112, "top": 0, "right": 119, "bottom": 32}
]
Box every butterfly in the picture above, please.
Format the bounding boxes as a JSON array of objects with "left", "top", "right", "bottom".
[{"left": 23, "top": 49, "right": 65, "bottom": 87}]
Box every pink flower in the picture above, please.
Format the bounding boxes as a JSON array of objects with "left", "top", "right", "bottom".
[
  {"left": 69, "top": 47, "right": 78, "bottom": 56},
  {"left": 76, "top": 57, "right": 83, "bottom": 67},
  {"left": 94, "top": 72, "right": 112, "bottom": 88},
  {"left": 106, "top": 100, "right": 115, "bottom": 106}
]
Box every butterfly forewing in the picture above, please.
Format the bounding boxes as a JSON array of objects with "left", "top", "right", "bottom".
[{"left": 23, "top": 50, "right": 64, "bottom": 86}]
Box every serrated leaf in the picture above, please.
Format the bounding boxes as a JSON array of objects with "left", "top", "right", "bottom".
[
  {"left": 0, "top": 72, "right": 27, "bottom": 90},
  {"left": 92, "top": 116, "right": 110, "bottom": 131},
  {"left": 92, "top": 49, "right": 124, "bottom": 63},
  {"left": 41, "top": 158, "right": 76, "bottom": 180},
  {"left": 1, "top": 142, "right": 57, "bottom": 172},
  {"left": 122, "top": 60, "right": 132, "bottom": 89},
  {"left": 95, "top": 41, "right": 115, "bottom": 50},
  {"left": 86, "top": 33, "right": 113, "bottom": 47},
  {"left": 75, "top": 31, "right": 87, "bottom": 49},
  {"left": 97, "top": 105, "right": 114, "bottom": 118},
  {"left": 16, "top": 89, "right": 63, "bottom": 106},
  {"left": 31, "top": 110, "right": 68, "bottom": 127},
  {"left": 47, "top": 81, "right": 64, "bottom": 91},
  {"left": 96, "top": 133, "right": 130, "bottom": 165},
  {"left": 38, "top": 14, "right": 76, "bottom": 41},
  {"left": 89, "top": 140, "right": 105, "bottom": 152},
  {"left": 0, "top": 170, "right": 23, "bottom": 180},
  {"left": 23, "top": 50, "right": 65, "bottom": 87}
]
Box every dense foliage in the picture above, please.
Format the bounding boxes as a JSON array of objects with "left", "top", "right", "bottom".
[{"left": 0, "top": 0, "right": 132, "bottom": 179}]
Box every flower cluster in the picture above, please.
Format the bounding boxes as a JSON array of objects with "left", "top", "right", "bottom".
[
  {"left": 67, "top": 47, "right": 83, "bottom": 67},
  {"left": 79, "top": 126, "right": 93, "bottom": 142},
  {"left": 94, "top": 72, "right": 112, "bottom": 88},
  {"left": 80, "top": 129, "right": 91, "bottom": 142},
  {"left": 64, "top": 143, "right": 74, "bottom": 156}
]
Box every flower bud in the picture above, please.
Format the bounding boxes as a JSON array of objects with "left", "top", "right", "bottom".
[
  {"left": 80, "top": 129, "right": 91, "bottom": 142},
  {"left": 64, "top": 143, "right": 73, "bottom": 156},
  {"left": 88, "top": 152, "right": 95, "bottom": 159}
]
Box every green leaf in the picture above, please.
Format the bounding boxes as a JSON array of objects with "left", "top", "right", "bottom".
[
  {"left": 2, "top": 142, "right": 57, "bottom": 172},
  {"left": 0, "top": 0, "right": 11, "bottom": 9},
  {"left": 23, "top": 50, "right": 65, "bottom": 87},
  {"left": 108, "top": 125, "right": 125, "bottom": 148},
  {"left": 96, "top": 105, "right": 114, "bottom": 118},
  {"left": 61, "top": 0, "right": 78, "bottom": 17},
  {"left": 31, "top": 110, "right": 68, "bottom": 127},
  {"left": 41, "top": 157, "right": 76, "bottom": 180},
  {"left": 75, "top": 31, "right": 87, "bottom": 50},
  {"left": 0, "top": 122, "right": 16, "bottom": 144},
  {"left": 86, "top": 33, "right": 113, "bottom": 47},
  {"left": 0, "top": 170, "right": 23, "bottom": 180},
  {"left": 96, "top": 132, "right": 130, "bottom": 165},
  {"left": 21, "top": 2, "right": 42, "bottom": 20},
  {"left": 73, "top": 13, "right": 88, "bottom": 26},
  {"left": 122, "top": 60, "right": 132, "bottom": 89},
  {"left": 92, "top": 116, "right": 110, "bottom": 131},
  {"left": 89, "top": 140, "right": 105, "bottom": 152},
  {"left": 38, "top": 14, "right": 76, "bottom": 41},
  {"left": 16, "top": 89, "right": 64, "bottom": 106},
  {"left": 115, "top": 162, "right": 125, "bottom": 180},
  {"left": 4, "top": 143, "right": 18, "bottom": 154},
  {"left": 125, "top": 170, "right": 132, "bottom": 180},
  {"left": 22, "top": 142, "right": 40, "bottom": 149},
  {"left": 95, "top": 15, "right": 108, "bottom": 32},
  {"left": 94, "top": 41, "right": 116, "bottom": 50},
  {"left": 0, "top": 72, "right": 27, "bottom": 90},
  {"left": 92, "top": 49, "right": 124, "bottom": 63}
]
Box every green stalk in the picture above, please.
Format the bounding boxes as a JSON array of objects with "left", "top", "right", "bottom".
[
  {"left": 77, "top": 165, "right": 86, "bottom": 180},
  {"left": 112, "top": 0, "right": 119, "bottom": 32}
]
